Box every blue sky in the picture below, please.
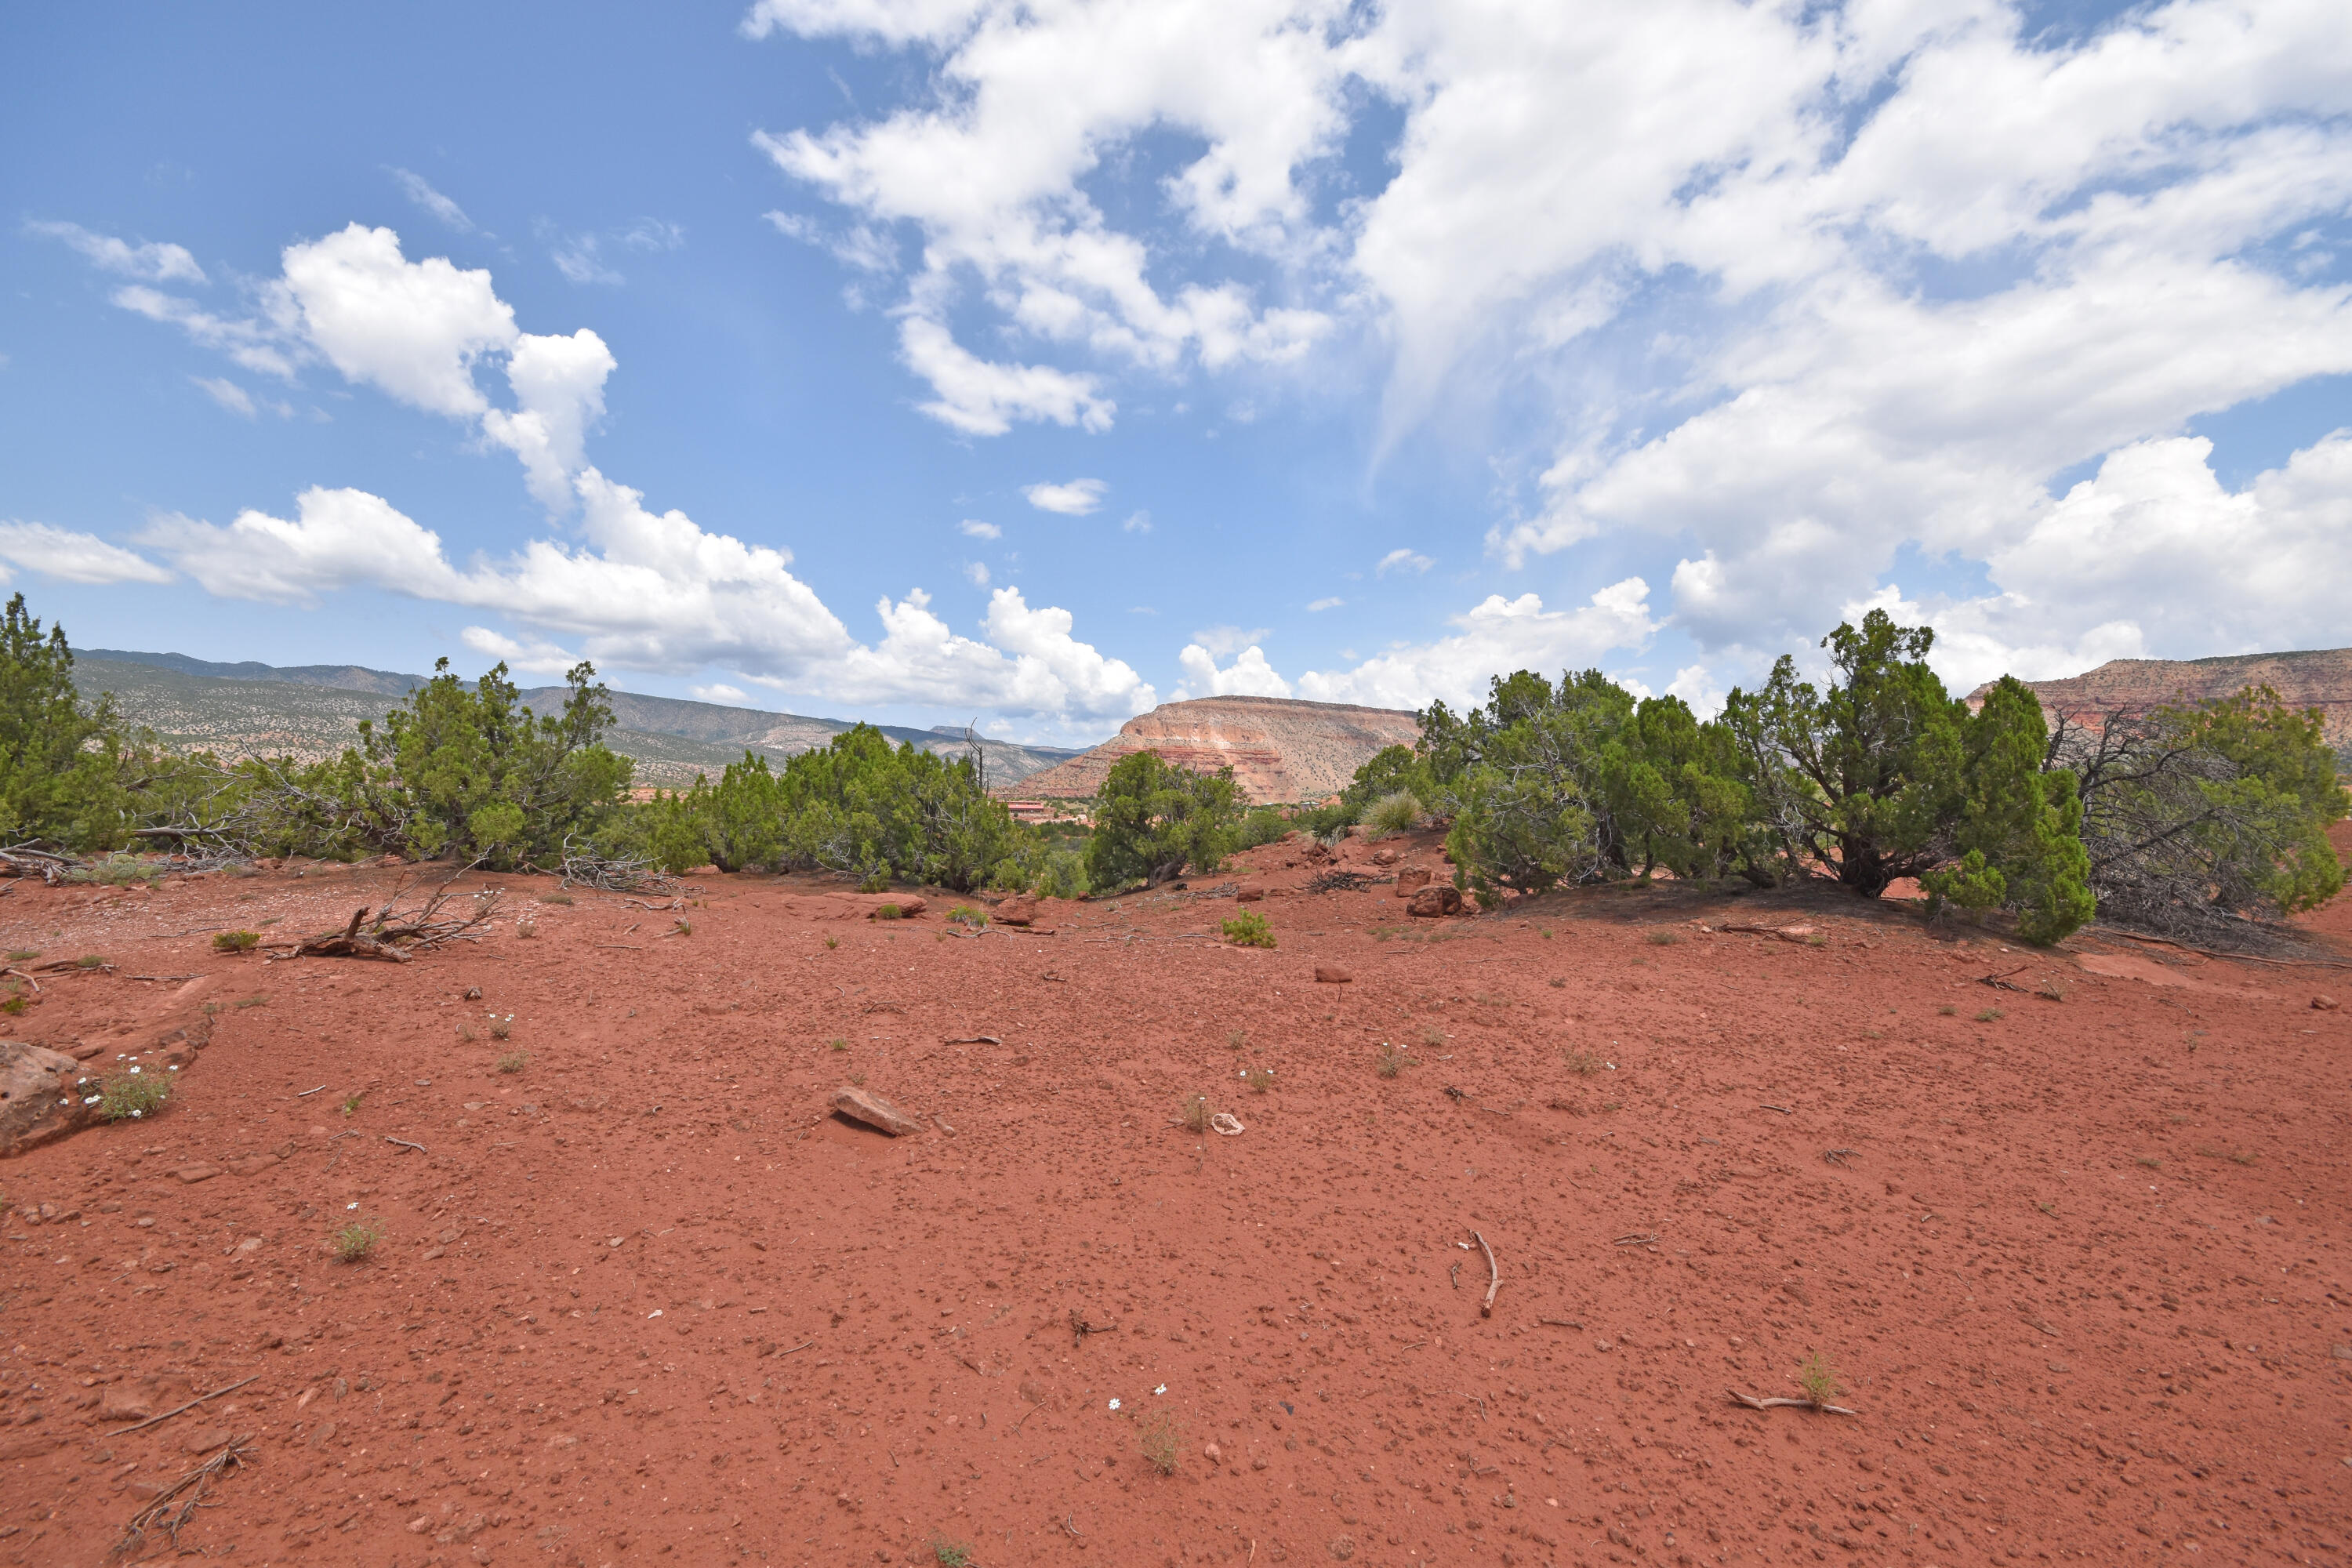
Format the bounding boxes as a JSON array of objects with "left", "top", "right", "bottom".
[{"left": 3, "top": 0, "right": 2347, "bottom": 743}]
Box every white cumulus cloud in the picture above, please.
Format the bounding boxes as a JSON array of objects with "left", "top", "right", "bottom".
[
  {"left": 1022, "top": 477, "right": 1108, "bottom": 515},
  {"left": 1177, "top": 641, "right": 1292, "bottom": 699},
  {"left": 0, "top": 522, "right": 176, "bottom": 586},
  {"left": 1298, "top": 578, "right": 1660, "bottom": 710}
]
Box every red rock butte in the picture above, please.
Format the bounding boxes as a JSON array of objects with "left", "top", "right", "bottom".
[
  {"left": 1975, "top": 646, "right": 2352, "bottom": 763},
  {"left": 1007, "top": 695, "right": 1422, "bottom": 804}
]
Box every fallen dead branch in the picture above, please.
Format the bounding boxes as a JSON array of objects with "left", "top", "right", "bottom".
[
  {"left": 385, "top": 1137, "right": 427, "bottom": 1154},
  {"left": 1758, "top": 1103, "right": 1793, "bottom": 1115},
  {"left": 1822, "top": 1148, "right": 1859, "bottom": 1167},
  {"left": 1727, "top": 1388, "right": 1857, "bottom": 1416},
  {"left": 1472, "top": 1230, "right": 1500, "bottom": 1317},
  {"left": 1613, "top": 1232, "right": 1659, "bottom": 1247},
  {"left": 2093, "top": 926, "right": 2352, "bottom": 970},
  {"left": 114, "top": 1432, "right": 256, "bottom": 1555},
  {"left": 558, "top": 835, "right": 677, "bottom": 895},
  {"left": 1537, "top": 1317, "right": 1584, "bottom": 1329},
  {"left": 106, "top": 1375, "right": 260, "bottom": 1438},
  {"left": 1978, "top": 965, "right": 2034, "bottom": 993},
  {"left": 125, "top": 973, "right": 202, "bottom": 982},
  {"left": 946, "top": 1035, "right": 1001, "bottom": 1044},
  {"left": 285, "top": 879, "right": 500, "bottom": 961},
  {"left": 0, "top": 843, "right": 81, "bottom": 884},
  {"left": 1306, "top": 869, "right": 1375, "bottom": 894},
  {"left": 1, "top": 966, "right": 39, "bottom": 995}
]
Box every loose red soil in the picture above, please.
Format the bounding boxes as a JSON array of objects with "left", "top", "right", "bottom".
[{"left": 2, "top": 829, "right": 2349, "bottom": 1568}]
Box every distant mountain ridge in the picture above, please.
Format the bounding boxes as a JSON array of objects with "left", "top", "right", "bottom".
[
  {"left": 74, "top": 651, "right": 1087, "bottom": 787},
  {"left": 1011, "top": 695, "right": 1422, "bottom": 804},
  {"left": 1976, "top": 648, "right": 2352, "bottom": 764}
]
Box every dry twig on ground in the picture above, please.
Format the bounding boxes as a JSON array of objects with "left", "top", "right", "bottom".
[
  {"left": 1726, "top": 1388, "right": 1858, "bottom": 1416},
  {"left": 114, "top": 1433, "right": 256, "bottom": 1555},
  {"left": 1306, "top": 869, "right": 1376, "bottom": 894},
  {"left": 105, "top": 1375, "right": 259, "bottom": 1438},
  {"left": 1472, "top": 1229, "right": 1500, "bottom": 1316}
]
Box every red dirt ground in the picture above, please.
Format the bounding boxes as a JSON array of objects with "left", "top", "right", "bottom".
[{"left": 2, "top": 827, "right": 2348, "bottom": 1568}]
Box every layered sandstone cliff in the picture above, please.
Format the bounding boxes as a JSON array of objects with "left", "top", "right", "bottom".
[
  {"left": 1007, "top": 695, "right": 1422, "bottom": 804},
  {"left": 1978, "top": 648, "right": 2352, "bottom": 762}
]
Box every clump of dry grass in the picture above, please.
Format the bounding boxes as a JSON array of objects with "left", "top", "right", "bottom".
[
  {"left": 1374, "top": 1042, "right": 1409, "bottom": 1079},
  {"left": 1179, "top": 1094, "right": 1211, "bottom": 1134},
  {"left": 495, "top": 1051, "right": 529, "bottom": 1074},
  {"left": 1563, "top": 1048, "right": 1604, "bottom": 1076},
  {"left": 1798, "top": 1352, "right": 1839, "bottom": 1406},
  {"left": 1138, "top": 1411, "right": 1181, "bottom": 1475}
]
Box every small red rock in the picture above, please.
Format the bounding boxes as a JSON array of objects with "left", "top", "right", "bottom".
[
  {"left": 1203, "top": 1441, "right": 1222, "bottom": 1465},
  {"left": 2312, "top": 995, "right": 2341, "bottom": 1011},
  {"left": 993, "top": 895, "right": 1038, "bottom": 927},
  {"left": 831, "top": 1087, "right": 922, "bottom": 1137},
  {"left": 1406, "top": 884, "right": 1463, "bottom": 919},
  {"left": 1393, "top": 867, "right": 1432, "bottom": 898},
  {"left": 1313, "top": 965, "right": 1352, "bottom": 984},
  {"left": 1234, "top": 884, "right": 1266, "bottom": 903}
]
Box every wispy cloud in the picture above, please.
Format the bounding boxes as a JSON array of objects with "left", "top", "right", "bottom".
[
  {"left": 1307, "top": 596, "right": 1343, "bottom": 612},
  {"left": 958, "top": 518, "right": 1001, "bottom": 539},
  {"left": 27, "top": 220, "right": 205, "bottom": 284},
  {"left": 1375, "top": 548, "right": 1432, "bottom": 577},
  {"left": 622, "top": 219, "right": 685, "bottom": 252},
  {"left": 387, "top": 169, "right": 473, "bottom": 233},
  {"left": 1121, "top": 510, "right": 1152, "bottom": 534},
  {"left": 549, "top": 234, "right": 622, "bottom": 285},
  {"left": 191, "top": 376, "right": 255, "bottom": 417}
]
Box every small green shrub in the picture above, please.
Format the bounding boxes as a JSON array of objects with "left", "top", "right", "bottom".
[
  {"left": 75, "top": 954, "right": 106, "bottom": 970},
  {"left": 1364, "top": 789, "right": 1424, "bottom": 837},
  {"left": 1645, "top": 928, "right": 1679, "bottom": 946},
  {"left": 212, "top": 931, "right": 260, "bottom": 953},
  {"left": 339, "top": 1091, "right": 365, "bottom": 1118},
  {"left": 875, "top": 903, "right": 902, "bottom": 920},
  {"left": 1798, "top": 1352, "right": 1839, "bottom": 1406},
  {"left": 1244, "top": 1065, "right": 1272, "bottom": 1094},
  {"left": 823, "top": 935, "right": 839, "bottom": 950},
  {"left": 98, "top": 1071, "right": 169, "bottom": 1121},
  {"left": 0, "top": 995, "right": 23, "bottom": 1017},
  {"left": 4, "top": 949, "right": 36, "bottom": 962},
  {"left": 495, "top": 1051, "right": 529, "bottom": 1074},
  {"left": 828, "top": 1036, "right": 849, "bottom": 1052},
  {"left": 333, "top": 1218, "right": 385, "bottom": 1263},
  {"left": 948, "top": 905, "right": 987, "bottom": 928},
  {"left": 1374, "top": 1042, "right": 1409, "bottom": 1079},
  {"left": 931, "top": 1537, "right": 974, "bottom": 1568},
  {"left": 1975, "top": 1007, "right": 2003, "bottom": 1023},
  {"left": 1220, "top": 910, "right": 1273, "bottom": 948}
]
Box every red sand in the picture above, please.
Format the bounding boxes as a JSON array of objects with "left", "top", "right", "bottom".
[{"left": 2, "top": 829, "right": 2348, "bottom": 1568}]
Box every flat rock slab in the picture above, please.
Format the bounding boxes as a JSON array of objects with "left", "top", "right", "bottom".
[
  {"left": 1313, "top": 965, "right": 1353, "bottom": 983},
  {"left": 831, "top": 1087, "right": 921, "bottom": 1137},
  {"left": 0, "top": 1040, "right": 100, "bottom": 1157}
]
